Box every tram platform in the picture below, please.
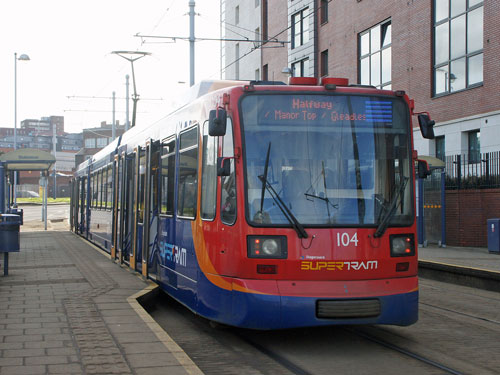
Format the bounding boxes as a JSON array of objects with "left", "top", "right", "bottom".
[
  {"left": 0, "top": 221, "right": 204, "bottom": 375},
  {"left": 419, "top": 244, "right": 500, "bottom": 273}
]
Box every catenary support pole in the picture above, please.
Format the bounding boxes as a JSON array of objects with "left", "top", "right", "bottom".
[
  {"left": 189, "top": 0, "right": 195, "bottom": 86},
  {"left": 125, "top": 75, "right": 130, "bottom": 131},
  {"left": 112, "top": 91, "right": 116, "bottom": 141}
]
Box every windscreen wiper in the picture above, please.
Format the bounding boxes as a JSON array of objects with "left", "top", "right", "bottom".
[
  {"left": 257, "top": 175, "right": 309, "bottom": 239},
  {"left": 259, "top": 143, "right": 271, "bottom": 214},
  {"left": 305, "top": 161, "right": 338, "bottom": 217},
  {"left": 373, "top": 176, "right": 409, "bottom": 238}
]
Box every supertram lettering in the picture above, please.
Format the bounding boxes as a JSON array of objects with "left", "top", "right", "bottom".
[
  {"left": 346, "top": 260, "right": 378, "bottom": 270},
  {"left": 300, "top": 261, "right": 344, "bottom": 271},
  {"left": 300, "top": 261, "right": 378, "bottom": 271},
  {"left": 161, "top": 242, "right": 187, "bottom": 267}
]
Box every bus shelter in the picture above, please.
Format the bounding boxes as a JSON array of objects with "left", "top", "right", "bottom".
[
  {"left": 0, "top": 149, "right": 55, "bottom": 230},
  {"left": 417, "top": 155, "right": 446, "bottom": 247}
]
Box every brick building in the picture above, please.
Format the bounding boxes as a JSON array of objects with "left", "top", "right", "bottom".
[
  {"left": 257, "top": 0, "right": 496, "bottom": 159},
  {"left": 223, "top": 0, "right": 498, "bottom": 246}
]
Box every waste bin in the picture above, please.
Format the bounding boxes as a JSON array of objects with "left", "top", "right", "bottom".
[
  {"left": 487, "top": 218, "right": 500, "bottom": 254},
  {"left": 0, "top": 214, "right": 21, "bottom": 252},
  {"left": 9, "top": 207, "right": 23, "bottom": 225}
]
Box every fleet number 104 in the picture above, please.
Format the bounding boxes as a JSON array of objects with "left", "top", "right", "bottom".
[{"left": 337, "top": 232, "right": 359, "bottom": 247}]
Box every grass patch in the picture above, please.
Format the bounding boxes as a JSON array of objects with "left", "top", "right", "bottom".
[{"left": 17, "top": 197, "right": 71, "bottom": 204}]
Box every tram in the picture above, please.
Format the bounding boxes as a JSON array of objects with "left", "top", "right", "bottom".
[{"left": 70, "top": 77, "right": 434, "bottom": 329}]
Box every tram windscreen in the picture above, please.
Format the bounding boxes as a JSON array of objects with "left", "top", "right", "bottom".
[{"left": 241, "top": 94, "right": 413, "bottom": 227}]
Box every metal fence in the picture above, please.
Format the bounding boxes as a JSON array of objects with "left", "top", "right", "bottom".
[{"left": 445, "top": 151, "right": 500, "bottom": 189}]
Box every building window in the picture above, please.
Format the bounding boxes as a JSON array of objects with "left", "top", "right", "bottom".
[
  {"left": 435, "top": 136, "right": 445, "bottom": 161},
  {"left": 255, "top": 68, "right": 260, "bottom": 81},
  {"left": 235, "top": 5, "right": 239, "bottom": 25},
  {"left": 434, "top": 0, "right": 483, "bottom": 96},
  {"left": 262, "top": 0, "right": 268, "bottom": 41},
  {"left": 85, "top": 138, "right": 96, "bottom": 148},
  {"left": 263, "top": 64, "right": 268, "bottom": 81},
  {"left": 291, "top": 8, "right": 309, "bottom": 49},
  {"left": 96, "top": 138, "right": 108, "bottom": 148},
  {"left": 255, "top": 0, "right": 260, "bottom": 7},
  {"left": 292, "top": 58, "right": 309, "bottom": 77},
  {"left": 468, "top": 130, "right": 480, "bottom": 164},
  {"left": 321, "top": 50, "right": 328, "bottom": 77},
  {"left": 359, "top": 20, "right": 391, "bottom": 89},
  {"left": 320, "top": 0, "right": 328, "bottom": 24}
]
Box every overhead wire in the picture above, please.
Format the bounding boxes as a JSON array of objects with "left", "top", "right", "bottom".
[{"left": 219, "top": 0, "right": 333, "bottom": 75}]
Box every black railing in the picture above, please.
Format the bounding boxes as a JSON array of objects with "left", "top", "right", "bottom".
[{"left": 445, "top": 151, "right": 500, "bottom": 189}]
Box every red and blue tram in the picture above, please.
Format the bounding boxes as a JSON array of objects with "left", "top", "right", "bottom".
[{"left": 70, "top": 77, "right": 434, "bottom": 329}]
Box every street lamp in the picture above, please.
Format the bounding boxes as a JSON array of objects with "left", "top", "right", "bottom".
[
  {"left": 111, "top": 51, "right": 150, "bottom": 129},
  {"left": 14, "top": 52, "right": 30, "bottom": 204}
]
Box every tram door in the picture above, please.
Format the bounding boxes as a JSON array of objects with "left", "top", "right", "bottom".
[
  {"left": 121, "top": 154, "right": 135, "bottom": 265},
  {"left": 142, "top": 141, "right": 161, "bottom": 280},
  {"left": 133, "top": 148, "right": 147, "bottom": 272},
  {"left": 79, "top": 177, "right": 87, "bottom": 235},
  {"left": 71, "top": 179, "right": 79, "bottom": 232},
  {"left": 111, "top": 155, "right": 122, "bottom": 261}
]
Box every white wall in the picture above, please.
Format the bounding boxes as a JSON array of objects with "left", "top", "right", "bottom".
[
  {"left": 413, "top": 110, "right": 500, "bottom": 157},
  {"left": 221, "top": 0, "right": 262, "bottom": 80}
]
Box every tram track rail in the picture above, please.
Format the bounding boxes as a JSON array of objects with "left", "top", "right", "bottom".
[
  {"left": 144, "top": 289, "right": 500, "bottom": 375},
  {"left": 344, "top": 327, "right": 464, "bottom": 375}
]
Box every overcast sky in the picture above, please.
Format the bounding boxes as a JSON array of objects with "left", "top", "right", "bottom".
[{"left": 0, "top": 0, "right": 221, "bottom": 134}]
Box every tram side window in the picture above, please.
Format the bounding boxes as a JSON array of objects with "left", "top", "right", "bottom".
[
  {"left": 82, "top": 177, "right": 87, "bottom": 207},
  {"left": 107, "top": 164, "right": 113, "bottom": 209},
  {"left": 100, "top": 169, "right": 105, "bottom": 209},
  {"left": 101, "top": 168, "right": 107, "bottom": 209},
  {"left": 97, "top": 169, "right": 103, "bottom": 208},
  {"left": 201, "top": 121, "right": 217, "bottom": 220},
  {"left": 94, "top": 172, "right": 98, "bottom": 208},
  {"left": 89, "top": 173, "right": 94, "bottom": 208},
  {"left": 117, "top": 158, "right": 122, "bottom": 210},
  {"left": 177, "top": 126, "right": 199, "bottom": 219},
  {"left": 138, "top": 153, "right": 146, "bottom": 222},
  {"left": 160, "top": 138, "right": 176, "bottom": 215},
  {"left": 221, "top": 118, "right": 236, "bottom": 225}
]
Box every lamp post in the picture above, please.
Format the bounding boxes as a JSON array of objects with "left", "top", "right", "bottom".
[
  {"left": 111, "top": 51, "right": 150, "bottom": 129},
  {"left": 13, "top": 52, "right": 30, "bottom": 204}
]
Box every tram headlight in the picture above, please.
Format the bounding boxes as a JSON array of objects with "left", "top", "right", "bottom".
[
  {"left": 390, "top": 234, "right": 415, "bottom": 257},
  {"left": 247, "top": 236, "right": 287, "bottom": 259}
]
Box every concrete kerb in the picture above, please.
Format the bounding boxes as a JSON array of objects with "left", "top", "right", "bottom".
[
  {"left": 128, "top": 286, "right": 205, "bottom": 375},
  {"left": 419, "top": 260, "right": 500, "bottom": 292}
]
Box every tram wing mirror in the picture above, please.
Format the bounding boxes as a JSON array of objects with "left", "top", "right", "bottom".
[
  {"left": 417, "top": 113, "right": 435, "bottom": 139},
  {"left": 209, "top": 108, "right": 227, "bottom": 136},
  {"left": 217, "top": 157, "right": 231, "bottom": 176},
  {"left": 417, "top": 159, "right": 431, "bottom": 179}
]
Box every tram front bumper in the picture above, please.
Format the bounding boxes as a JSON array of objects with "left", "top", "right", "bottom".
[{"left": 229, "top": 276, "right": 419, "bottom": 329}]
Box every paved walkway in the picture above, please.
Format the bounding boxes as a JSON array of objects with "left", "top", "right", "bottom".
[
  {"left": 0, "top": 220, "right": 203, "bottom": 375},
  {"left": 2, "top": 216, "right": 499, "bottom": 374},
  {"left": 419, "top": 243, "right": 500, "bottom": 273}
]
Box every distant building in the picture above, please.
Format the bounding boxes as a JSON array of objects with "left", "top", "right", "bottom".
[
  {"left": 21, "top": 115, "right": 64, "bottom": 136},
  {"left": 221, "top": 0, "right": 262, "bottom": 80},
  {"left": 75, "top": 121, "right": 126, "bottom": 168}
]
